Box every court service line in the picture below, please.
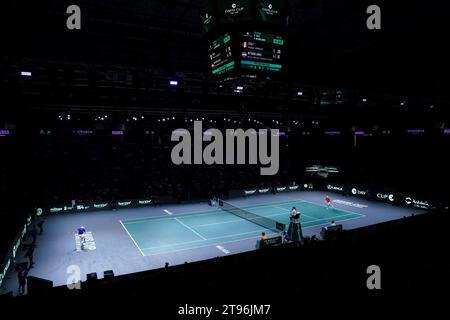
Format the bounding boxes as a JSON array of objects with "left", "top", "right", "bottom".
[
  {"left": 301, "top": 213, "right": 362, "bottom": 226},
  {"left": 121, "top": 207, "right": 223, "bottom": 222},
  {"left": 174, "top": 217, "right": 207, "bottom": 240},
  {"left": 122, "top": 210, "right": 223, "bottom": 224},
  {"left": 122, "top": 199, "right": 306, "bottom": 225},
  {"left": 141, "top": 232, "right": 279, "bottom": 256},
  {"left": 164, "top": 209, "right": 173, "bottom": 215},
  {"left": 119, "top": 220, "right": 145, "bottom": 256},
  {"left": 268, "top": 204, "right": 320, "bottom": 221},
  {"left": 216, "top": 245, "right": 231, "bottom": 254},
  {"left": 141, "top": 215, "right": 366, "bottom": 257},
  {"left": 296, "top": 199, "right": 366, "bottom": 218},
  {"left": 140, "top": 214, "right": 365, "bottom": 255},
  {"left": 188, "top": 212, "right": 361, "bottom": 238},
  {"left": 122, "top": 199, "right": 365, "bottom": 226},
  {"left": 139, "top": 228, "right": 269, "bottom": 251},
  {"left": 189, "top": 211, "right": 314, "bottom": 228}
]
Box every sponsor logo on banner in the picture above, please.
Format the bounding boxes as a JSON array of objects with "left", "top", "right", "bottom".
[
  {"left": 258, "top": 188, "right": 270, "bottom": 194},
  {"left": 261, "top": 3, "right": 279, "bottom": 16},
  {"left": 405, "top": 197, "right": 430, "bottom": 209},
  {"left": 36, "top": 208, "right": 43, "bottom": 216},
  {"left": 203, "top": 13, "right": 213, "bottom": 25},
  {"left": 118, "top": 201, "right": 132, "bottom": 207},
  {"left": 327, "top": 184, "right": 344, "bottom": 192},
  {"left": 351, "top": 188, "right": 367, "bottom": 196},
  {"left": 289, "top": 186, "right": 300, "bottom": 191},
  {"left": 94, "top": 203, "right": 108, "bottom": 209},
  {"left": 244, "top": 189, "right": 257, "bottom": 195},
  {"left": 377, "top": 193, "right": 395, "bottom": 202},
  {"left": 139, "top": 199, "right": 152, "bottom": 205},
  {"left": 225, "top": 3, "right": 245, "bottom": 15},
  {"left": 277, "top": 187, "right": 286, "bottom": 192},
  {"left": 50, "top": 207, "right": 64, "bottom": 213}
]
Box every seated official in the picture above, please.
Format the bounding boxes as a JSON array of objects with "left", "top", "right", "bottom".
[
  {"left": 290, "top": 207, "right": 299, "bottom": 217},
  {"left": 77, "top": 226, "right": 87, "bottom": 242},
  {"left": 290, "top": 207, "right": 301, "bottom": 221},
  {"left": 209, "top": 197, "right": 218, "bottom": 207},
  {"left": 326, "top": 220, "right": 337, "bottom": 229},
  {"left": 77, "top": 226, "right": 86, "bottom": 235},
  {"left": 256, "top": 232, "right": 269, "bottom": 249}
]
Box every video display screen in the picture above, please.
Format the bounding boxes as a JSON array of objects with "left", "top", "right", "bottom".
[
  {"left": 240, "top": 31, "right": 283, "bottom": 72},
  {"left": 209, "top": 33, "right": 235, "bottom": 75}
]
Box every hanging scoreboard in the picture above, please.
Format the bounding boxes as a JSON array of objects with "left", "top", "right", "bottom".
[
  {"left": 240, "top": 31, "right": 283, "bottom": 72},
  {"left": 209, "top": 33, "right": 235, "bottom": 75},
  {"left": 203, "top": 0, "right": 287, "bottom": 75}
]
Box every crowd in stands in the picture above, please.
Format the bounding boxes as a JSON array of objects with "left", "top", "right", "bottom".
[{"left": 2, "top": 112, "right": 447, "bottom": 209}]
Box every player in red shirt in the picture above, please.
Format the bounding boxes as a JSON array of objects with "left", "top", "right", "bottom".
[{"left": 325, "top": 196, "right": 333, "bottom": 209}]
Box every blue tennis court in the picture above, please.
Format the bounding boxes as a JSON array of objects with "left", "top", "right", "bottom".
[{"left": 121, "top": 199, "right": 365, "bottom": 256}]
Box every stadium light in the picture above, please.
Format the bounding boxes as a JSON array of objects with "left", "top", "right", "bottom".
[
  {"left": 20, "top": 71, "right": 32, "bottom": 77},
  {"left": 170, "top": 80, "right": 178, "bottom": 86}
]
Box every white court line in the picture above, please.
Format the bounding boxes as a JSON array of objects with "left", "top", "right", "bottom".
[
  {"left": 121, "top": 207, "right": 221, "bottom": 222},
  {"left": 189, "top": 210, "right": 309, "bottom": 228},
  {"left": 216, "top": 245, "right": 231, "bottom": 254},
  {"left": 139, "top": 212, "right": 364, "bottom": 252},
  {"left": 234, "top": 199, "right": 303, "bottom": 208},
  {"left": 124, "top": 204, "right": 361, "bottom": 230},
  {"left": 164, "top": 209, "right": 173, "bottom": 215},
  {"left": 122, "top": 199, "right": 307, "bottom": 225},
  {"left": 120, "top": 199, "right": 303, "bottom": 224},
  {"left": 268, "top": 204, "right": 320, "bottom": 221},
  {"left": 174, "top": 217, "right": 207, "bottom": 240},
  {"left": 141, "top": 232, "right": 279, "bottom": 257},
  {"left": 119, "top": 220, "right": 145, "bottom": 256},
  {"left": 123, "top": 209, "right": 223, "bottom": 224},
  {"left": 301, "top": 213, "right": 362, "bottom": 226},
  {"left": 140, "top": 214, "right": 366, "bottom": 257},
  {"left": 139, "top": 228, "right": 269, "bottom": 251},
  {"left": 190, "top": 211, "right": 290, "bottom": 228},
  {"left": 296, "top": 199, "right": 366, "bottom": 218}
]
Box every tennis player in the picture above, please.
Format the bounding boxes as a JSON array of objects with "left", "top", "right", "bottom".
[
  {"left": 77, "top": 226, "right": 87, "bottom": 250},
  {"left": 325, "top": 196, "right": 333, "bottom": 209}
]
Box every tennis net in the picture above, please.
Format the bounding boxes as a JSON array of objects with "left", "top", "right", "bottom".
[{"left": 218, "top": 199, "right": 286, "bottom": 232}]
